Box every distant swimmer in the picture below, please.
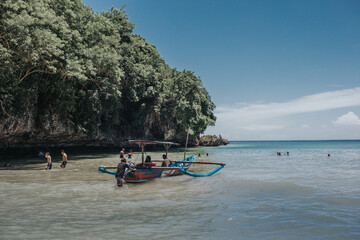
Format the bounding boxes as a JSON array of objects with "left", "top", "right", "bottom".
[
  {"left": 45, "top": 152, "right": 52, "bottom": 170},
  {"left": 115, "top": 158, "right": 136, "bottom": 187},
  {"left": 198, "top": 153, "right": 201, "bottom": 157},
  {"left": 206, "top": 153, "right": 209, "bottom": 157},
  {"left": 60, "top": 150, "right": 68, "bottom": 168},
  {"left": 287, "top": 152, "right": 289, "bottom": 156},
  {"left": 328, "top": 154, "right": 330, "bottom": 158}
]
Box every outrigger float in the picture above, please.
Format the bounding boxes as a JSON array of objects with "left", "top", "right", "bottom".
[{"left": 98, "top": 140, "right": 225, "bottom": 183}]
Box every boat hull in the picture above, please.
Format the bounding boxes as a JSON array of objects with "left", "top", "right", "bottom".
[
  {"left": 98, "top": 167, "right": 162, "bottom": 183},
  {"left": 124, "top": 169, "right": 163, "bottom": 183}
]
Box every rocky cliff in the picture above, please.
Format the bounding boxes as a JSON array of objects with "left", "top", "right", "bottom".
[
  {"left": 198, "top": 135, "right": 229, "bottom": 146},
  {"left": 0, "top": 114, "right": 199, "bottom": 156}
]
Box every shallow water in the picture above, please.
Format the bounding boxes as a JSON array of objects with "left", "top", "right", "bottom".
[{"left": 1, "top": 141, "right": 360, "bottom": 239}]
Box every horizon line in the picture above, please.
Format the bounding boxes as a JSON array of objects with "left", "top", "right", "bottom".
[{"left": 227, "top": 139, "right": 360, "bottom": 142}]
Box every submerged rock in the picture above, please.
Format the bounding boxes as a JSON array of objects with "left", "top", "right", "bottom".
[{"left": 198, "top": 135, "right": 229, "bottom": 146}]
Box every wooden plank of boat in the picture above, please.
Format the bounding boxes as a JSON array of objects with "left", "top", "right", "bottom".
[
  {"left": 173, "top": 161, "right": 226, "bottom": 165},
  {"left": 100, "top": 166, "right": 187, "bottom": 171},
  {"left": 152, "top": 167, "right": 189, "bottom": 170},
  {"left": 152, "top": 160, "right": 225, "bottom": 165}
]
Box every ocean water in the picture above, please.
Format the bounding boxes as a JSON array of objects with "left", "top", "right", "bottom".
[{"left": 0, "top": 140, "right": 359, "bottom": 239}]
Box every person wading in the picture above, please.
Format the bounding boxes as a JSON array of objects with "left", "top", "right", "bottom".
[
  {"left": 60, "top": 150, "right": 68, "bottom": 168},
  {"left": 45, "top": 152, "right": 52, "bottom": 170},
  {"left": 115, "top": 158, "right": 136, "bottom": 187}
]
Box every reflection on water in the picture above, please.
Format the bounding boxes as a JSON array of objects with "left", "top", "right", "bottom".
[{"left": 1, "top": 142, "right": 360, "bottom": 239}]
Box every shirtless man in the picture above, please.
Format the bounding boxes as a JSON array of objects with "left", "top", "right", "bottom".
[
  {"left": 119, "top": 148, "right": 125, "bottom": 158},
  {"left": 45, "top": 152, "right": 52, "bottom": 170},
  {"left": 161, "top": 154, "right": 172, "bottom": 167},
  {"left": 60, "top": 150, "right": 68, "bottom": 168}
]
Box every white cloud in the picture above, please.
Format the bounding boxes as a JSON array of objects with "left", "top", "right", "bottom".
[
  {"left": 333, "top": 111, "right": 360, "bottom": 126},
  {"left": 241, "top": 125, "right": 284, "bottom": 131},
  {"left": 216, "top": 87, "right": 360, "bottom": 123},
  {"left": 206, "top": 87, "right": 360, "bottom": 140}
]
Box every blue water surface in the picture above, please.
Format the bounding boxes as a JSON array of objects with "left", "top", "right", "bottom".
[{"left": 196, "top": 140, "right": 360, "bottom": 239}]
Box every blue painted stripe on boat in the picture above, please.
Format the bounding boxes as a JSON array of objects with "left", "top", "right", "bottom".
[{"left": 178, "top": 165, "right": 224, "bottom": 177}]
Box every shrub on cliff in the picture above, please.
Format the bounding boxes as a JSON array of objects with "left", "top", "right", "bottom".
[{"left": 0, "top": 0, "right": 215, "bottom": 141}]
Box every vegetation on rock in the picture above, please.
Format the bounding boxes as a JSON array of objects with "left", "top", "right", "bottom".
[{"left": 0, "top": 0, "right": 216, "bottom": 145}]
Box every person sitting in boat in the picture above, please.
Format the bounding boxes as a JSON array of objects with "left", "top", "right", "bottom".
[
  {"left": 116, "top": 158, "right": 136, "bottom": 187},
  {"left": 161, "top": 154, "right": 172, "bottom": 167},
  {"left": 144, "top": 155, "right": 156, "bottom": 167}
]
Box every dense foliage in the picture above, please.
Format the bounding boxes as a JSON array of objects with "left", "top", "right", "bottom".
[{"left": 0, "top": 0, "right": 216, "bottom": 141}]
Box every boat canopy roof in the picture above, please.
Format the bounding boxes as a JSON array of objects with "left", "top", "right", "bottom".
[{"left": 128, "top": 140, "right": 180, "bottom": 146}]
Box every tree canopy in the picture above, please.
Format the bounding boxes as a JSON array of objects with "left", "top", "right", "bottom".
[{"left": 0, "top": 0, "right": 216, "bottom": 142}]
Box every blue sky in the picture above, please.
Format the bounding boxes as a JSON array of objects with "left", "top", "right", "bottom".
[{"left": 83, "top": 0, "right": 360, "bottom": 140}]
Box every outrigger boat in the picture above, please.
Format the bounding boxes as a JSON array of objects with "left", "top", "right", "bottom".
[{"left": 98, "top": 140, "right": 225, "bottom": 183}]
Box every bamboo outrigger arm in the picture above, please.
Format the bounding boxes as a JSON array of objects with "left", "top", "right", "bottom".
[
  {"left": 100, "top": 166, "right": 188, "bottom": 171},
  {"left": 152, "top": 160, "right": 225, "bottom": 165},
  {"left": 173, "top": 161, "right": 225, "bottom": 165},
  {"left": 178, "top": 165, "right": 225, "bottom": 177}
]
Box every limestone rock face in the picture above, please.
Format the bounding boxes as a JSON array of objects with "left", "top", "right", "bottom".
[
  {"left": 198, "top": 135, "right": 229, "bottom": 146},
  {"left": 0, "top": 115, "right": 115, "bottom": 150},
  {"left": 0, "top": 113, "right": 222, "bottom": 155}
]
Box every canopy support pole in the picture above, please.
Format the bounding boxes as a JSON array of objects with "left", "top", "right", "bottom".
[
  {"left": 184, "top": 127, "right": 190, "bottom": 159},
  {"left": 164, "top": 144, "right": 171, "bottom": 157},
  {"left": 141, "top": 144, "right": 145, "bottom": 164}
]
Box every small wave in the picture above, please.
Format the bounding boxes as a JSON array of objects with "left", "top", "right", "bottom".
[
  {"left": 222, "top": 179, "right": 314, "bottom": 196},
  {"left": 324, "top": 197, "right": 360, "bottom": 207}
]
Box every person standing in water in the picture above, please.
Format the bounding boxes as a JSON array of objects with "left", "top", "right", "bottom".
[
  {"left": 115, "top": 158, "right": 136, "bottom": 187},
  {"left": 60, "top": 150, "right": 68, "bottom": 168},
  {"left": 127, "top": 149, "right": 133, "bottom": 159},
  {"left": 45, "top": 152, "right": 52, "bottom": 170},
  {"left": 119, "top": 148, "right": 125, "bottom": 158}
]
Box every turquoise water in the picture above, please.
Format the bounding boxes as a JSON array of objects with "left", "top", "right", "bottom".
[
  {"left": 203, "top": 140, "right": 360, "bottom": 239},
  {"left": 0, "top": 140, "right": 359, "bottom": 239}
]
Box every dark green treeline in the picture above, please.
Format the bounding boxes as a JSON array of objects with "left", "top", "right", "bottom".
[{"left": 0, "top": 0, "right": 216, "bottom": 142}]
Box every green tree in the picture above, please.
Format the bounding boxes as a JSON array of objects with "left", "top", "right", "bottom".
[{"left": 0, "top": 0, "right": 216, "bottom": 142}]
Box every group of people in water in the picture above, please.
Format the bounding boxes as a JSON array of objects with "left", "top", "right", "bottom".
[
  {"left": 276, "top": 152, "right": 331, "bottom": 157},
  {"left": 277, "top": 152, "right": 290, "bottom": 156},
  {"left": 43, "top": 150, "right": 68, "bottom": 170}
]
